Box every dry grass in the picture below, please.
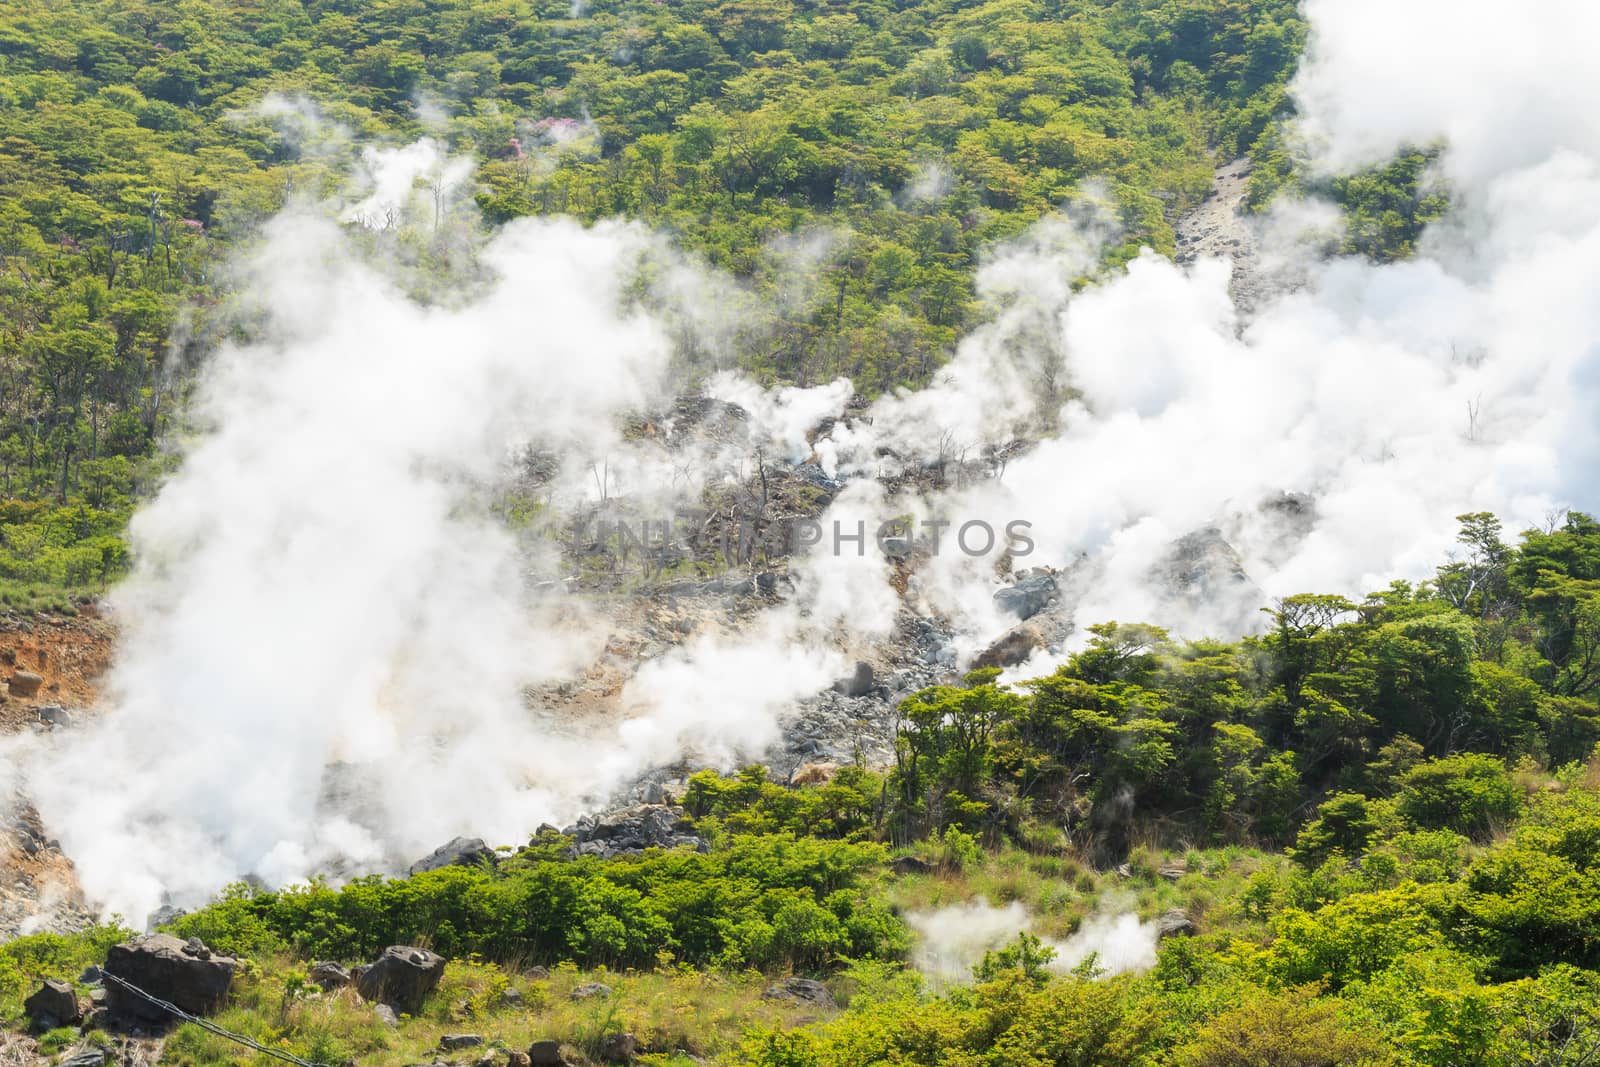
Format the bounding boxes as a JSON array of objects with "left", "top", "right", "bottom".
[
  {"left": 882, "top": 843, "right": 1284, "bottom": 943},
  {"left": 162, "top": 957, "right": 832, "bottom": 1066}
]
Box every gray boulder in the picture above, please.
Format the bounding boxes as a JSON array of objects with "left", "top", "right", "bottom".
[
  {"left": 440, "top": 1034, "right": 484, "bottom": 1051},
  {"left": 993, "top": 573, "right": 1057, "bottom": 621},
  {"left": 1153, "top": 527, "right": 1264, "bottom": 633},
  {"left": 831, "top": 662, "right": 876, "bottom": 698},
  {"left": 408, "top": 836, "right": 498, "bottom": 876},
  {"left": 570, "top": 982, "right": 612, "bottom": 1001},
  {"left": 527, "top": 1039, "right": 565, "bottom": 1065},
  {"left": 564, "top": 806, "right": 706, "bottom": 860},
  {"left": 598, "top": 1032, "right": 638, "bottom": 1063},
  {"left": 103, "top": 934, "right": 237, "bottom": 1023},
  {"left": 308, "top": 962, "right": 351, "bottom": 990},
  {"left": 355, "top": 946, "right": 446, "bottom": 1015},
  {"left": 762, "top": 977, "right": 836, "bottom": 1011},
  {"left": 58, "top": 1050, "right": 108, "bottom": 1067},
  {"left": 24, "top": 978, "right": 79, "bottom": 1027},
  {"left": 37, "top": 704, "right": 73, "bottom": 727},
  {"left": 889, "top": 856, "right": 932, "bottom": 876},
  {"left": 1156, "top": 909, "right": 1197, "bottom": 939}
]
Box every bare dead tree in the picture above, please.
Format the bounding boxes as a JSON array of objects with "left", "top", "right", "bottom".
[
  {"left": 432, "top": 175, "right": 448, "bottom": 229},
  {"left": 934, "top": 428, "right": 960, "bottom": 489}
]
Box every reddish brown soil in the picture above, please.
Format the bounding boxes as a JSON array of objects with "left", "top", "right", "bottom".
[{"left": 0, "top": 610, "right": 114, "bottom": 731}]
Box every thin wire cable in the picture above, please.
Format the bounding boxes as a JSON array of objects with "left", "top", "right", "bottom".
[{"left": 98, "top": 969, "right": 331, "bottom": 1067}]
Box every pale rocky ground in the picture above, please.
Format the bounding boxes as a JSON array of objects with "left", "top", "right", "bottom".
[{"left": 1174, "top": 158, "right": 1266, "bottom": 312}]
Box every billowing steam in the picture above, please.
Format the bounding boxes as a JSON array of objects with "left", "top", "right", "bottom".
[
  {"left": 5, "top": 0, "right": 1600, "bottom": 922},
  {"left": 908, "top": 900, "right": 1158, "bottom": 982}
]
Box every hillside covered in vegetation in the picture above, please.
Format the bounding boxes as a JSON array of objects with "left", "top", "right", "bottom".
[{"left": 5, "top": 0, "right": 1587, "bottom": 1065}]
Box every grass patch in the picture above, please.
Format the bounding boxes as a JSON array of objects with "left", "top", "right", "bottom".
[{"left": 161, "top": 957, "right": 832, "bottom": 1066}]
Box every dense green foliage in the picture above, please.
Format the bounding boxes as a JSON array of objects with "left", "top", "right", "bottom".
[
  {"left": 729, "top": 779, "right": 1600, "bottom": 1066},
  {"left": 870, "top": 513, "right": 1600, "bottom": 857},
  {"left": 169, "top": 833, "right": 903, "bottom": 972}
]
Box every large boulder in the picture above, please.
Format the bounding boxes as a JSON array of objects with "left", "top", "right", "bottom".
[
  {"left": 598, "top": 1032, "right": 638, "bottom": 1063},
  {"left": 24, "top": 979, "right": 80, "bottom": 1028},
  {"left": 888, "top": 856, "right": 932, "bottom": 876},
  {"left": 408, "top": 837, "right": 498, "bottom": 876},
  {"left": 37, "top": 704, "right": 74, "bottom": 727},
  {"left": 1152, "top": 527, "right": 1264, "bottom": 634},
  {"left": 831, "top": 661, "right": 876, "bottom": 698},
  {"left": 308, "top": 962, "right": 351, "bottom": 990},
  {"left": 527, "top": 1039, "right": 566, "bottom": 1065},
  {"left": 355, "top": 946, "right": 446, "bottom": 1015},
  {"left": 102, "top": 934, "right": 237, "bottom": 1023},
  {"left": 8, "top": 670, "right": 43, "bottom": 698},
  {"left": 993, "top": 573, "right": 1057, "bottom": 621},
  {"left": 1156, "top": 909, "right": 1197, "bottom": 939}
]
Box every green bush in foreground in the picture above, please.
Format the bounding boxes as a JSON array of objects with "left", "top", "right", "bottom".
[{"left": 173, "top": 833, "right": 903, "bottom": 973}]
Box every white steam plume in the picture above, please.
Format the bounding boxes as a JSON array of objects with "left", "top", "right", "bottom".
[
  {"left": 813, "top": 0, "right": 1600, "bottom": 647},
  {"left": 5, "top": 201, "right": 699, "bottom": 920},
  {"left": 907, "top": 900, "right": 1157, "bottom": 983}
]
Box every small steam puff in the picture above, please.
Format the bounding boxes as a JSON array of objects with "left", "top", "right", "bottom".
[
  {"left": 5, "top": 0, "right": 1600, "bottom": 922},
  {"left": 907, "top": 900, "right": 1158, "bottom": 982}
]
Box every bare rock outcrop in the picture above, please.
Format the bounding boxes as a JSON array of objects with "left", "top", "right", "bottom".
[
  {"left": 563, "top": 805, "right": 706, "bottom": 859},
  {"left": 408, "top": 836, "right": 498, "bottom": 876},
  {"left": 993, "top": 571, "right": 1058, "bottom": 621},
  {"left": 762, "top": 977, "right": 837, "bottom": 1011}
]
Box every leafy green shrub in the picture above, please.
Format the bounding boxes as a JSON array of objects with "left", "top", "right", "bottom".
[
  {"left": 1175, "top": 985, "right": 1397, "bottom": 1066},
  {"left": 176, "top": 834, "right": 900, "bottom": 973},
  {"left": 1397, "top": 754, "right": 1519, "bottom": 838},
  {"left": 1292, "top": 793, "right": 1381, "bottom": 868}
]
